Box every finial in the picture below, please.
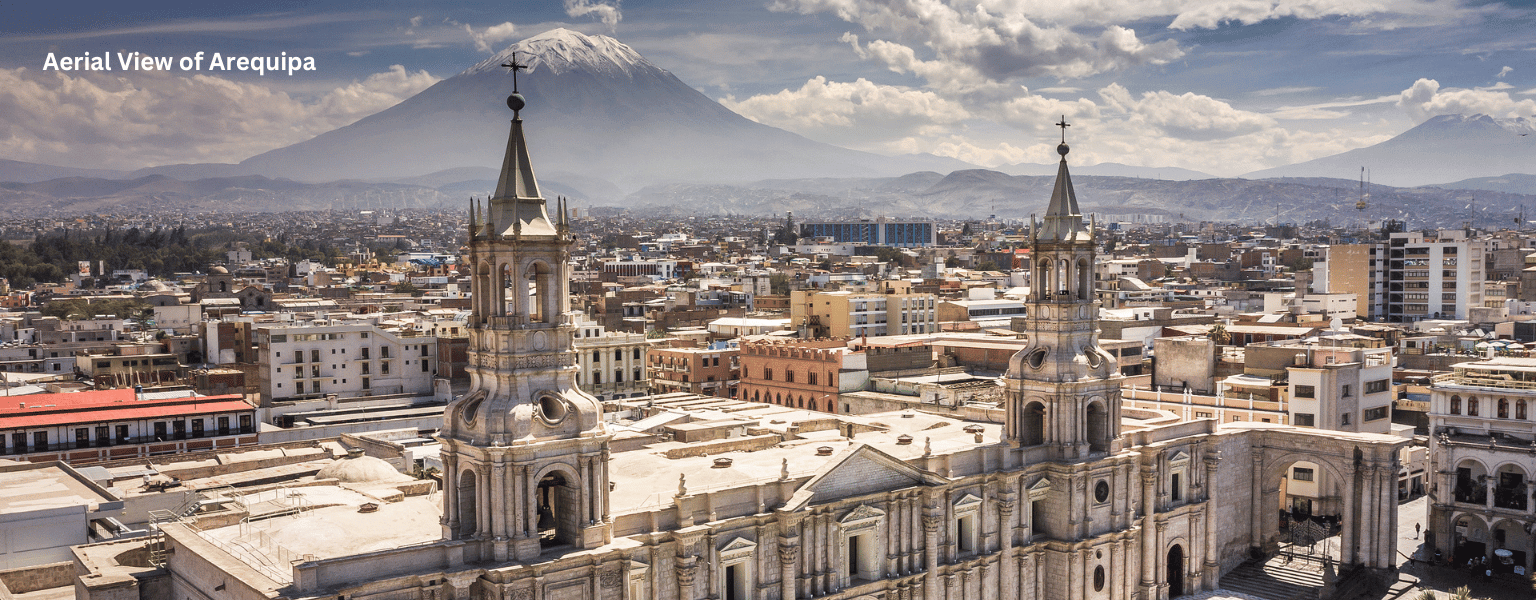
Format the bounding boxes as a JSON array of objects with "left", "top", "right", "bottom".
[
  {"left": 677, "top": 473, "right": 688, "bottom": 497},
  {"left": 780, "top": 458, "right": 790, "bottom": 481},
  {"left": 1055, "top": 115, "right": 1071, "bottom": 157},
  {"left": 923, "top": 436, "right": 932, "bottom": 456},
  {"left": 502, "top": 51, "right": 530, "bottom": 118}
]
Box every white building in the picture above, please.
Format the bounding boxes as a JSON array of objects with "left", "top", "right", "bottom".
[
  {"left": 1385, "top": 230, "right": 1484, "bottom": 322},
  {"left": 571, "top": 314, "right": 650, "bottom": 400},
  {"left": 255, "top": 322, "right": 438, "bottom": 402},
  {"left": 1427, "top": 356, "right": 1536, "bottom": 575}
]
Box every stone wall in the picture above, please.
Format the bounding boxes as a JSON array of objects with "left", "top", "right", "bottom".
[
  {"left": 0, "top": 561, "right": 73, "bottom": 596},
  {"left": 659, "top": 434, "right": 782, "bottom": 459}
]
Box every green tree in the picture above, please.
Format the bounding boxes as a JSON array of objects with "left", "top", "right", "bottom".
[{"left": 1206, "top": 322, "right": 1231, "bottom": 345}]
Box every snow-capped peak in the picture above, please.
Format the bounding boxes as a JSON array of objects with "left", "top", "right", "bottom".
[{"left": 466, "top": 28, "right": 650, "bottom": 77}]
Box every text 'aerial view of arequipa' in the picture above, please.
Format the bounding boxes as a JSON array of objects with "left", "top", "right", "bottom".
[{"left": 1, "top": 2, "right": 1535, "bottom": 600}]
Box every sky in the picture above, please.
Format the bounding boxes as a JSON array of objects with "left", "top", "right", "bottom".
[{"left": 1, "top": 0, "right": 1534, "bottom": 177}]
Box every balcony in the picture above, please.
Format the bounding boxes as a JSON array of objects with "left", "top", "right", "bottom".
[
  {"left": 1494, "top": 488, "right": 1528, "bottom": 511},
  {"left": 1454, "top": 486, "right": 1487, "bottom": 505}
]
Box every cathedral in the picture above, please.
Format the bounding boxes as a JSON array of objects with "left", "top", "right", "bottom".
[{"left": 120, "top": 75, "right": 1410, "bottom": 600}]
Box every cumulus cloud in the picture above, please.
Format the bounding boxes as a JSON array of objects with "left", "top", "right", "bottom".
[
  {"left": 1397, "top": 77, "right": 1536, "bottom": 122},
  {"left": 773, "top": 0, "right": 1183, "bottom": 84},
  {"left": 720, "top": 76, "right": 970, "bottom": 149},
  {"left": 469, "top": 22, "right": 518, "bottom": 53},
  {"left": 0, "top": 66, "right": 440, "bottom": 170},
  {"left": 1101, "top": 85, "right": 1277, "bottom": 140},
  {"left": 1497, "top": 66, "right": 1513, "bottom": 78},
  {"left": 771, "top": 0, "right": 1461, "bottom": 86},
  {"left": 565, "top": 0, "right": 623, "bottom": 30}
]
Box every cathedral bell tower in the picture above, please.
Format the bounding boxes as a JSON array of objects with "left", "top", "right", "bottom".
[
  {"left": 438, "top": 55, "right": 612, "bottom": 562},
  {"left": 1004, "top": 118, "right": 1124, "bottom": 460}
]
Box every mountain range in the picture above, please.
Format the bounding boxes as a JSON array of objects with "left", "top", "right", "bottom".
[{"left": 1, "top": 29, "right": 1535, "bottom": 221}]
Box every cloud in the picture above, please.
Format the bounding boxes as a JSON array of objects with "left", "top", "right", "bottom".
[
  {"left": 772, "top": 0, "right": 1184, "bottom": 84},
  {"left": 770, "top": 0, "right": 1472, "bottom": 85},
  {"left": 1497, "top": 66, "right": 1513, "bottom": 78},
  {"left": 1397, "top": 77, "right": 1536, "bottom": 122},
  {"left": 720, "top": 76, "right": 970, "bottom": 149},
  {"left": 565, "top": 0, "right": 623, "bottom": 31},
  {"left": 1251, "top": 86, "right": 1321, "bottom": 97},
  {"left": 0, "top": 66, "right": 440, "bottom": 170},
  {"left": 469, "top": 22, "right": 518, "bottom": 53},
  {"left": 1099, "top": 84, "right": 1277, "bottom": 140}
]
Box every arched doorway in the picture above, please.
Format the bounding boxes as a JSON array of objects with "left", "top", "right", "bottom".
[
  {"left": 457, "top": 470, "right": 477, "bottom": 538},
  {"left": 537, "top": 470, "right": 580, "bottom": 548},
  {"left": 1166, "top": 544, "right": 1184, "bottom": 598},
  {"left": 1022, "top": 402, "right": 1045, "bottom": 446},
  {"left": 1085, "top": 401, "right": 1107, "bottom": 453}
]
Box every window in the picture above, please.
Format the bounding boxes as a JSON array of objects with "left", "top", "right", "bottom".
[
  {"left": 1294, "top": 413, "right": 1315, "bottom": 427},
  {"left": 809, "top": 371, "right": 818, "bottom": 385},
  {"left": 1451, "top": 396, "right": 1461, "bottom": 414},
  {"left": 192, "top": 419, "right": 204, "bottom": 438},
  {"left": 1341, "top": 412, "right": 1352, "bottom": 426},
  {"left": 614, "top": 369, "right": 623, "bottom": 383},
  {"left": 615, "top": 349, "right": 623, "bottom": 360},
  {"left": 1364, "top": 406, "right": 1388, "bottom": 421},
  {"left": 153, "top": 422, "right": 167, "bottom": 440},
  {"left": 218, "top": 417, "right": 229, "bottom": 436},
  {"left": 361, "top": 347, "right": 370, "bottom": 359},
  {"left": 115, "top": 425, "right": 128, "bottom": 443},
  {"left": 362, "top": 362, "right": 370, "bottom": 374},
  {"left": 1498, "top": 399, "right": 1509, "bottom": 419},
  {"left": 1468, "top": 398, "right": 1479, "bottom": 416},
  {"left": 1365, "top": 379, "right": 1389, "bottom": 394},
  {"left": 422, "top": 345, "right": 430, "bottom": 357},
  {"left": 633, "top": 348, "right": 641, "bottom": 359},
  {"left": 382, "top": 347, "right": 390, "bottom": 359},
  {"left": 34, "top": 431, "right": 48, "bottom": 450},
  {"left": 786, "top": 370, "right": 795, "bottom": 383},
  {"left": 593, "top": 351, "right": 601, "bottom": 362},
  {"left": 764, "top": 368, "right": 773, "bottom": 381},
  {"left": 240, "top": 414, "right": 253, "bottom": 433},
  {"left": 1292, "top": 467, "right": 1314, "bottom": 482},
  {"left": 311, "top": 349, "right": 320, "bottom": 362},
  {"left": 594, "top": 371, "right": 602, "bottom": 385},
  {"left": 1341, "top": 384, "right": 1353, "bottom": 398},
  {"left": 1519, "top": 400, "right": 1528, "bottom": 420},
  {"left": 1294, "top": 385, "right": 1315, "bottom": 399},
  {"left": 634, "top": 368, "right": 642, "bottom": 382},
  {"left": 381, "top": 361, "right": 390, "bottom": 375},
  {"left": 75, "top": 428, "right": 90, "bottom": 449},
  {"left": 1170, "top": 472, "right": 1183, "bottom": 502},
  {"left": 422, "top": 359, "right": 430, "bottom": 372}
]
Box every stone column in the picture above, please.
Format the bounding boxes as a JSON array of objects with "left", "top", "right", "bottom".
[
  {"left": 1485, "top": 474, "right": 1497, "bottom": 510},
  {"left": 492, "top": 457, "right": 508, "bottom": 560},
  {"left": 1156, "top": 522, "right": 1169, "bottom": 600},
  {"left": 442, "top": 453, "right": 459, "bottom": 538},
  {"left": 1341, "top": 464, "right": 1356, "bottom": 567},
  {"left": 1359, "top": 465, "right": 1376, "bottom": 568},
  {"left": 923, "top": 512, "right": 942, "bottom": 600},
  {"left": 1250, "top": 453, "right": 1264, "bottom": 553},
  {"left": 779, "top": 541, "right": 798, "bottom": 600},
  {"left": 1140, "top": 470, "right": 1158, "bottom": 600},
  {"left": 1203, "top": 455, "right": 1220, "bottom": 590},
  {"left": 675, "top": 557, "right": 697, "bottom": 600},
  {"left": 998, "top": 497, "right": 1017, "bottom": 600}
]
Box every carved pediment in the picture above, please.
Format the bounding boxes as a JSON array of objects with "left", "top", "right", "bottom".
[
  {"left": 719, "top": 537, "right": 757, "bottom": 562},
  {"left": 1170, "top": 451, "right": 1191, "bottom": 465},
  {"left": 840, "top": 504, "right": 886, "bottom": 525},
  {"left": 777, "top": 443, "right": 946, "bottom": 512},
  {"left": 954, "top": 493, "right": 983, "bottom": 513}
]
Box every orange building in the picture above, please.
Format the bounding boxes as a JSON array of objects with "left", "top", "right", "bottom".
[
  {"left": 738, "top": 338, "right": 859, "bottom": 413},
  {"left": 647, "top": 345, "right": 739, "bottom": 397}
]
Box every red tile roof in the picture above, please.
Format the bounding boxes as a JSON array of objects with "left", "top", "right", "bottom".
[{"left": 0, "top": 389, "right": 251, "bottom": 429}]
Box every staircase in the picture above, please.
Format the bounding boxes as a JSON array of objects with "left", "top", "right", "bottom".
[{"left": 1219, "top": 556, "right": 1327, "bottom": 600}]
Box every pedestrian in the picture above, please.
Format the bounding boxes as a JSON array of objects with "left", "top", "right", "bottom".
[{"left": 1415, "top": 523, "right": 1421, "bottom": 539}]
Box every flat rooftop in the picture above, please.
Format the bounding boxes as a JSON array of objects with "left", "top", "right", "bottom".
[
  {"left": 200, "top": 492, "right": 441, "bottom": 561},
  {"left": 0, "top": 462, "right": 116, "bottom": 514}
]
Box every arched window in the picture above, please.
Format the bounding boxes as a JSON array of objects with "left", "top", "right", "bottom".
[
  {"left": 1468, "top": 397, "right": 1480, "bottom": 417},
  {"left": 1518, "top": 400, "right": 1528, "bottom": 420},
  {"left": 1498, "top": 398, "right": 1509, "bottom": 419},
  {"left": 786, "top": 370, "right": 795, "bottom": 383},
  {"left": 1021, "top": 402, "right": 1045, "bottom": 446},
  {"left": 1450, "top": 395, "right": 1461, "bottom": 415},
  {"left": 809, "top": 399, "right": 818, "bottom": 412}
]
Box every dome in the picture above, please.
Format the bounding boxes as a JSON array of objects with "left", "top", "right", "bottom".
[
  {"left": 316, "top": 450, "right": 412, "bottom": 483},
  {"left": 209, "top": 266, "right": 230, "bottom": 275}
]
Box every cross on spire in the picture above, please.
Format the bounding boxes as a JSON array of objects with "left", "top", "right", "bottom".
[
  {"left": 501, "top": 51, "right": 529, "bottom": 93},
  {"left": 1056, "top": 115, "right": 1070, "bottom": 143}
]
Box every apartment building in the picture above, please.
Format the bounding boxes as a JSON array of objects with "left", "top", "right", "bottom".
[
  {"left": 571, "top": 314, "right": 649, "bottom": 400},
  {"left": 255, "top": 323, "right": 438, "bottom": 403},
  {"left": 1383, "top": 230, "right": 1484, "bottom": 322},
  {"left": 647, "top": 345, "right": 739, "bottom": 397},
  {"left": 1426, "top": 356, "right": 1536, "bottom": 574},
  {"left": 790, "top": 289, "right": 937, "bottom": 338}
]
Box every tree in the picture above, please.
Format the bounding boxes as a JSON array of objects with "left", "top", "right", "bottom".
[
  {"left": 393, "top": 281, "right": 423, "bottom": 297},
  {"left": 769, "top": 273, "right": 790, "bottom": 295},
  {"left": 944, "top": 256, "right": 960, "bottom": 268},
  {"left": 1206, "top": 322, "right": 1231, "bottom": 345},
  {"left": 774, "top": 213, "right": 799, "bottom": 245}
]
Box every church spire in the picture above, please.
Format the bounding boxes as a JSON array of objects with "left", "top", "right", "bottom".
[
  {"left": 485, "top": 53, "right": 556, "bottom": 238},
  {"left": 1036, "top": 116, "right": 1090, "bottom": 244}
]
